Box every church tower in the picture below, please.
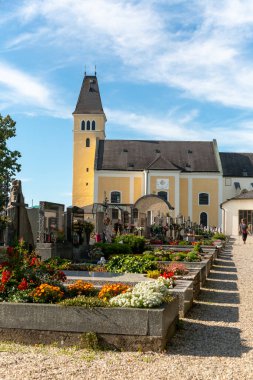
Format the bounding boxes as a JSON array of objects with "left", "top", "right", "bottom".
[{"left": 72, "top": 73, "right": 106, "bottom": 207}]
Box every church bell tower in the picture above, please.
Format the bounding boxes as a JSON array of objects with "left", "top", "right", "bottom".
[{"left": 72, "top": 73, "right": 106, "bottom": 207}]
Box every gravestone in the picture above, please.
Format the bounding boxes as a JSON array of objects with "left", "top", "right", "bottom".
[{"left": 7, "top": 180, "right": 34, "bottom": 246}]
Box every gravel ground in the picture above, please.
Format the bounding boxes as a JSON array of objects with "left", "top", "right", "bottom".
[{"left": 0, "top": 236, "right": 253, "bottom": 380}]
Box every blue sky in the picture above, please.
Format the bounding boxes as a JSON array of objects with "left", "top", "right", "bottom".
[{"left": 1, "top": 0, "right": 253, "bottom": 207}]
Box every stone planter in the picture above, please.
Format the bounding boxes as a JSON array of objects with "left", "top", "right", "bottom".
[
  {"left": 64, "top": 271, "right": 194, "bottom": 318},
  {"left": 0, "top": 299, "right": 179, "bottom": 352},
  {"left": 197, "top": 254, "right": 213, "bottom": 274},
  {"left": 169, "top": 279, "right": 193, "bottom": 317},
  {"left": 175, "top": 269, "right": 201, "bottom": 299},
  {"left": 201, "top": 246, "right": 219, "bottom": 259},
  {"left": 182, "top": 261, "right": 208, "bottom": 286}
]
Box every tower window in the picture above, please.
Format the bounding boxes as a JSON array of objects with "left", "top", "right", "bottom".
[
  {"left": 86, "top": 138, "right": 90, "bottom": 147},
  {"left": 86, "top": 168, "right": 89, "bottom": 172},
  {"left": 92, "top": 120, "right": 96, "bottom": 130},
  {"left": 81, "top": 120, "right": 85, "bottom": 130},
  {"left": 199, "top": 193, "right": 209, "bottom": 205},
  {"left": 87, "top": 121, "right": 91, "bottom": 130},
  {"left": 111, "top": 191, "right": 121, "bottom": 203}
]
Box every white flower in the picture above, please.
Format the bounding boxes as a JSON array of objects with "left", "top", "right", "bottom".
[{"left": 109, "top": 278, "right": 174, "bottom": 308}]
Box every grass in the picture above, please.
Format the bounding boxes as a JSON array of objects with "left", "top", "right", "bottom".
[{"left": 0, "top": 339, "right": 103, "bottom": 362}]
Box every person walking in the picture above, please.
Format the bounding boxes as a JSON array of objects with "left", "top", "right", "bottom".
[{"left": 239, "top": 218, "right": 248, "bottom": 244}]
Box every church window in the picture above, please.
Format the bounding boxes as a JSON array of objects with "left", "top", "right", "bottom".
[
  {"left": 133, "top": 208, "right": 138, "bottom": 219},
  {"left": 86, "top": 168, "right": 89, "bottom": 172},
  {"left": 112, "top": 209, "right": 119, "bottom": 219},
  {"left": 200, "top": 212, "right": 208, "bottom": 227},
  {"left": 111, "top": 191, "right": 121, "bottom": 203},
  {"left": 92, "top": 120, "right": 96, "bottom": 130},
  {"left": 86, "top": 138, "right": 90, "bottom": 147},
  {"left": 124, "top": 211, "right": 129, "bottom": 224},
  {"left": 87, "top": 121, "right": 91, "bottom": 130},
  {"left": 199, "top": 193, "right": 209, "bottom": 205},
  {"left": 158, "top": 191, "right": 168, "bottom": 201},
  {"left": 81, "top": 120, "right": 85, "bottom": 130}
]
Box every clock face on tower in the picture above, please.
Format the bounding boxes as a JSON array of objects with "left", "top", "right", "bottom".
[{"left": 156, "top": 179, "right": 169, "bottom": 190}]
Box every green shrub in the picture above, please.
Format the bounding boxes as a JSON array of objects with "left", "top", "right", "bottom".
[
  {"left": 114, "top": 235, "right": 146, "bottom": 253},
  {"left": 152, "top": 248, "right": 171, "bottom": 261},
  {"left": 178, "top": 240, "right": 191, "bottom": 246},
  {"left": 94, "top": 243, "right": 131, "bottom": 258},
  {"left": 212, "top": 233, "right": 226, "bottom": 241},
  {"left": 60, "top": 296, "right": 109, "bottom": 308},
  {"left": 169, "top": 252, "right": 187, "bottom": 261},
  {"left": 169, "top": 251, "right": 201, "bottom": 262},
  {"left": 142, "top": 252, "right": 157, "bottom": 260},
  {"left": 142, "top": 250, "right": 154, "bottom": 255},
  {"left": 7, "top": 289, "right": 33, "bottom": 303},
  {"left": 106, "top": 255, "right": 157, "bottom": 273},
  {"left": 43, "top": 257, "right": 72, "bottom": 270},
  {"left": 201, "top": 239, "right": 214, "bottom": 245},
  {"left": 192, "top": 243, "right": 203, "bottom": 253},
  {"left": 185, "top": 252, "right": 202, "bottom": 262}
]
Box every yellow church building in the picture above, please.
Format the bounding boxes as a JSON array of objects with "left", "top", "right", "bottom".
[{"left": 72, "top": 74, "right": 223, "bottom": 229}]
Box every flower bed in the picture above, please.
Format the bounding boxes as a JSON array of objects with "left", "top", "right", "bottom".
[
  {"left": 0, "top": 297, "right": 179, "bottom": 352},
  {"left": 0, "top": 243, "right": 67, "bottom": 303},
  {"left": 0, "top": 243, "right": 181, "bottom": 351},
  {"left": 0, "top": 243, "right": 174, "bottom": 309}
]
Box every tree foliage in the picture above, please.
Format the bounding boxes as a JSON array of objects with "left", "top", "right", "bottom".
[{"left": 0, "top": 114, "right": 21, "bottom": 212}]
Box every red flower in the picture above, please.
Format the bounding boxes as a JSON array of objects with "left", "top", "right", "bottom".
[
  {"left": 1, "top": 270, "right": 12, "bottom": 284},
  {"left": 30, "top": 257, "right": 38, "bottom": 267},
  {"left": 56, "top": 271, "right": 67, "bottom": 282},
  {"left": 18, "top": 278, "right": 28, "bottom": 291},
  {"left": 161, "top": 271, "right": 174, "bottom": 279},
  {"left": 0, "top": 284, "right": 5, "bottom": 292}
]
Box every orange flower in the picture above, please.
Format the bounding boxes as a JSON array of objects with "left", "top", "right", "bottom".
[
  {"left": 67, "top": 280, "right": 94, "bottom": 296},
  {"left": 31, "top": 283, "right": 64, "bottom": 303},
  {"left": 98, "top": 283, "right": 130, "bottom": 301}
]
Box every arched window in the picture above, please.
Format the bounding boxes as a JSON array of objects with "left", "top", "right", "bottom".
[
  {"left": 112, "top": 209, "right": 119, "bottom": 219},
  {"left": 87, "top": 121, "right": 91, "bottom": 130},
  {"left": 199, "top": 193, "right": 209, "bottom": 205},
  {"left": 123, "top": 211, "right": 129, "bottom": 224},
  {"left": 200, "top": 212, "right": 208, "bottom": 227},
  {"left": 81, "top": 120, "right": 85, "bottom": 130},
  {"left": 86, "top": 138, "right": 90, "bottom": 147},
  {"left": 111, "top": 191, "right": 121, "bottom": 203},
  {"left": 92, "top": 120, "right": 96, "bottom": 130},
  {"left": 133, "top": 208, "right": 139, "bottom": 219},
  {"left": 158, "top": 191, "right": 168, "bottom": 202}
]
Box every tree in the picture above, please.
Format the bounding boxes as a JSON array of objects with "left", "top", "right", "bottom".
[{"left": 0, "top": 114, "right": 21, "bottom": 213}]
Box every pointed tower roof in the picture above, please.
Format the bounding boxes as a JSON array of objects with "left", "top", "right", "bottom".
[{"left": 73, "top": 74, "right": 105, "bottom": 115}]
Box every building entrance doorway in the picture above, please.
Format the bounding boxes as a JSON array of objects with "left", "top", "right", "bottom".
[{"left": 239, "top": 210, "right": 253, "bottom": 233}]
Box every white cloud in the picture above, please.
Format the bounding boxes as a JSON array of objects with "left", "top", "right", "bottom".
[
  {"left": 8, "top": 0, "right": 253, "bottom": 110},
  {"left": 3, "top": 0, "right": 253, "bottom": 112},
  {"left": 106, "top": 107, "right": 253, "bottom": 151},
  {"left": 0, "top": 62, "right": 71, "bottom": 118},
  {"left": 5, "top": 28, "right": 49, "bottom": 50}
]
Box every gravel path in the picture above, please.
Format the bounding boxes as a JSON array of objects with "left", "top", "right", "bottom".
[{"left": 0, "top": 236, "right": 253, "bottom": 380}]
